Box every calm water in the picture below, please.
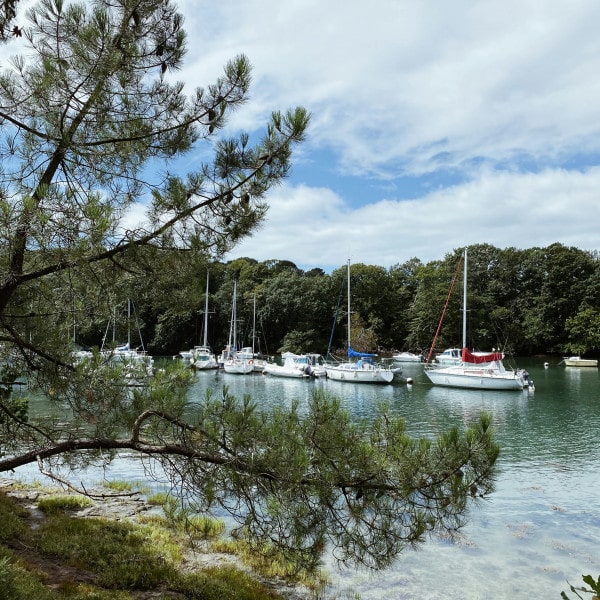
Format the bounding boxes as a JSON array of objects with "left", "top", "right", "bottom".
[{"left": 17, "top": 358, "right": 600, "bottom": 599}]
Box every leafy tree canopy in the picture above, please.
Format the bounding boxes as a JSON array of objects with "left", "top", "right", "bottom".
[{"left": 0, "top": 0, "right": 500, "bottom": 574}]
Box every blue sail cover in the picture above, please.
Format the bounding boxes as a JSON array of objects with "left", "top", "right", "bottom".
[{"left": 348, "top": 346, "right": 376, "bottom": 358}]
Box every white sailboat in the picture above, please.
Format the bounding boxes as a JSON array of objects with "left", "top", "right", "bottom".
[
  {"left": 424, "top": 249, "right": 531, "bottom": 391},
  {"left": 325, "top": 260, "right": 395, "bottom": 384},
  {"left": 222, "top": 280, "right": 253, "bottom": 375},
  {"left": 179, "top": 272, "right": 218, "bottom": 370},
  {"left": 237, "top": 294, "right": 268, "bottom": 372},
  {"left": 101, "top": 300, "right": 154, "bottom": 378}
]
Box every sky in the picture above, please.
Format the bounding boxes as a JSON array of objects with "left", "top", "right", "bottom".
[
  {"left": 170, "top": 0, "right": 600, "bottom": 272},
  {"left": 7, "top": 0, "right": 600, "bottom": 272}
]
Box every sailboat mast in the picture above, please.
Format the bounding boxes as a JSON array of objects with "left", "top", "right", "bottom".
[
  {"left": 232, "top": 280, "right": 237, "bottom": 351},
  {"left": 462, "top": 248, "right": 468, "bottom": 349},
  {"left": 346, "top": 259, "right": 351, "bottom": 349},
  {"left": 203, "top": 271, "right": 209, "bottom": 347},
  {"left": 252, "top": 294, "right": 256, "bottom": 355},
  {"left": 127, "top": 299, "right": 131, "bottom": 348}
]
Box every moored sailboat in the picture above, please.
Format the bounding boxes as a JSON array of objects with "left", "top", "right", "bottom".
[
  {"left": 222, "top": 280, "right": 253, "bottom": 374},
  {"left": 424, "top": 249, "right": 531, "bottom": 391},
  {"left": 100, "top": 300, "right": 154, "bottom": 379},
  {"left": 179, "top": 272, "right": 218, "bottom": 370},
  {"left": 263, "top": 352, "right": 326, "bottom": 378},
  {"left": 324, "top": 260, "right": 395, "bottom": 384}
]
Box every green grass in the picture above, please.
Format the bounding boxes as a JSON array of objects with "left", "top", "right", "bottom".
[
  {"left": 143, "top": 492, "right": 226, "bottom": 540},
  {"left": 173, "top": 565, "right": 288, "bottom": 600},
  {"left": 29, "top": 514, "right": 180, "bottom": 589},
  {"left": 0, "top": 492, "right": 27, "bottom": 541},
  {"left": 0, "top": 486, "right": 295, "bottom": 599},
  {"left": 100, "top": 480, "right": 151, "bottom": 495},
  {"left": 37, "top": 495, "right": 94, "bottom": 515}
]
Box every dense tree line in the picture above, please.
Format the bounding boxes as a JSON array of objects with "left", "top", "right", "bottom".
[{"left": 74, "top": 242, "right": 600, "bottom": 359}]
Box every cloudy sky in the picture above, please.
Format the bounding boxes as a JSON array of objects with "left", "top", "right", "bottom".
[
  {"left": 170, "top": 0, "right": 600, "bottom": 271},
  {"left": 7, "top": 0, "right": 599, "bottom": 272}
]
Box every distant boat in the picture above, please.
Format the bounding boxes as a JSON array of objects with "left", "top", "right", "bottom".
[
  {"left": 324, "top": 260, "right": 395, "bottom": 384},
  {"left": 100, "top": 300, "right": 154, "bottom": 379},
  {"left": 243, "top": 294, "right": 269, "bottom": 372},
  {"left": 424, "top": 249, "right": 530, "bottom": 391},
  {"left": 263, "top": 352, "right": 326, "bottom": 378},
  {"left": 563, "top": 356, "right": 598, "bottom": 367},
  {"left": 222, "top": 280, "right": 253, "bottom": 375},
  {"left": 392, "top": 351, "right": 423, "bottom": 363},
  {"left": 434, "top": 348, "right": 462, "bottom": 365},
  {"left": 235, "top": 347, "right": 268, "bottom": 373},
  {"left": 190, "top": 345, "right": 219, "bottom": 370},
  {"left": 179, "top": 272, "right": 218, "bottom": 370}
]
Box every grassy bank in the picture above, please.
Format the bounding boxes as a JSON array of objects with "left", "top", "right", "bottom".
[{"left": 0, "top": 480, "right": 317, "bottom": 600}]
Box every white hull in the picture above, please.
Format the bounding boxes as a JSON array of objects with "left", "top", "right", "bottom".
[
  {"left": 192, "top": 355, "right": 219, "bottom": 370},
  {"left": 325, "top": 363, "right": 394, "bottom": 384},
  {"left": 188, "top": 346, "right": 218, "bottom": 370},
  {"left": 425, "top": 365, "right": 524, "bottom": 390},
  {"left": 564, "top": 356, "right": 598, "bottom": 367},
  {"left": 392, "top": 352, "right": 422, "bottom": 363},
  {"left": 235, "top": 347, "right": 268, "bottom": 372},
  {"left": 263, "top": 352, "right": 326, "bottom": 378},
  {"left": 223, "top": 359, "right": 254, "bottom": 374},
  {"left": 102, "top": 349, "right": 154, "bottom": 378},
  {"left": 263, "top": 364, "right": 310, "bottom": 378}
]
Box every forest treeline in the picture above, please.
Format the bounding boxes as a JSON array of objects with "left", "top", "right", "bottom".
[{"left": 75, "top": 242, "right": 600, "bottom": 359}]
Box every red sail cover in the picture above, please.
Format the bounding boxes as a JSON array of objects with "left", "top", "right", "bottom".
[{"left": 461, "top": 348, "right": 504, "bottom": 364}]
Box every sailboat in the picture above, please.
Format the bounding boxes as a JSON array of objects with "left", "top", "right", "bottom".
[
  {"left": 179, "top": 272, "right": 218, "bottom": 370},
  {"left": 222, "top": 280, "right": 254, "bottom": 374},
  {"left": 324, "top": 260, "right": 395, "bottom": 384},
  {"left": 234, "top": 294, "right": 268, "bottom": 372},
  {"left": 424, "top": 249, "right": 531, "bottom": 391},
  {"left": 100, "top": 300, "right": 154, "bottom": 378}
]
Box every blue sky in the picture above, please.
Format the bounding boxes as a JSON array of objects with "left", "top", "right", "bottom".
[
  {"left": 7, "top": 0, "right": 600, "bottom": 273},
  {"left": 176, "top": 0, "right": 600, "bottom": 272}
]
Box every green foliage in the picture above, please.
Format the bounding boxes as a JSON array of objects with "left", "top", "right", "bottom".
[
  {"left": 158, "top": 494, "right": 226, "bottom": 540},
  {"left": 562, "top": 574, "right": 600, "bottom": 599},
  {"left": 0, "top": 554, "right": 60, "bottom": 600},
  {"left": 37, "top": 495, "right": 94, "bottom": 515},
  {"left": 0, "top": 492, "right": 27, "bottom": 541},
  {"left": 29, "top": 514, "right": 179, "bottom": 589},
  {"left": 151, "top": 386, "right": 500, "bottom": 573},
  {"left": 0, "top": 0, "right": 309, "bottom": 400},
  {"left": 564, "top": 308, "right": 600, "bottom": 355},
  {"left": 173, "top": 565, "right": 287, "bottom": 600},
  {"left": 126, "top": 243, "right": 600, "bottom": 357},
  {"left": 0, "top": 485, "right": 290, "bottom": 599}
]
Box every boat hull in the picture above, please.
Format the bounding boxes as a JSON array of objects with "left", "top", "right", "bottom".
[
  {"left": 223, "top": 360, "right": 254, "bottom": 374},
  {"left": 325, "top": 364, "right": 394, "bottom": 384},
  {"left": 392, "top": 352, "right": 422, "bottom": 363},
  {"left": 425, "top": 367, "right": 524, "bottom": 390},
  {"left": 263, "top": 365, "right": 310, "bottom": 378},
  {"left": 193, "top": 357, "right": 219, "bottom": 370},
  {"left": 564, "top": 357, "right": 598, "bottom": 367}
]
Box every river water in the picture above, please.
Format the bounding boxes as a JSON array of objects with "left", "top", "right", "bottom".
[{"left": 16, "top": 357, "right": 600, "bottom": 599}]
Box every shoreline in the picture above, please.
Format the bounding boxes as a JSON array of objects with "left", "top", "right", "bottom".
[{"left": 0, "top": 477, "right": 313, "bottom": 600}]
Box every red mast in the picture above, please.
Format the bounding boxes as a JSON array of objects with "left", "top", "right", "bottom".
[{"left": 425, "top": 254, "right": 464, "bottom": 364}]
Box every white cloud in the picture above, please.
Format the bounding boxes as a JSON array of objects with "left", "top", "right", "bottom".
[
  {"left": 90, "top": 0, "right": 600, "bottom": 270},
  {"left": 226, "top": 167, "right": 600, "bottom": 270},
  {"left": 179, "top": 0, "right": 600, "bottom": 176}
]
